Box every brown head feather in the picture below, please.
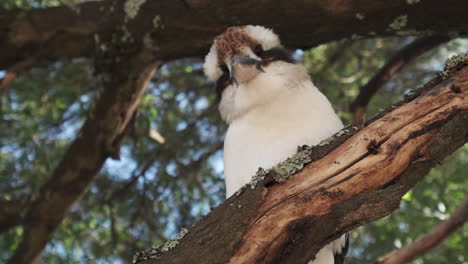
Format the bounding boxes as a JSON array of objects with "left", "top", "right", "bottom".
[{"left": 214, "top": 27, "right": 260, "bottom": 66}]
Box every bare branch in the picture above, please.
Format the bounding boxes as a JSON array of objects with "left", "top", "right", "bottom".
[
  {"left": 0, "top": 55, "right": 38, "bottom": 92},
  {"left": 350, "top": 36, "right": 450, "bottom": 124},
  {"left": 0, "top": 72, "right": 17, "bottom": 92},
  {"left": 377, "top": 195, "right": 468, "bottom": 264},
  {"left": 0, "top": 30, "right": 70, "bottom": 90}
]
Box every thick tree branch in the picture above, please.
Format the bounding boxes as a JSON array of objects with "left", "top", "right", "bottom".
[
  {"left": 135, "top": 58, "right": 468, "bottom": 264},
  {"left": 350, "top": 36, "right": 450, "bottom": 124},
  {"left": 1, "top": 0, "right": 468, "bottom": 71},
  {"left": 377, "top": 195, "right": 468, "bottom": 264},
  {"left": 6, "top": 45, "right": 161, "bottom": 264}
]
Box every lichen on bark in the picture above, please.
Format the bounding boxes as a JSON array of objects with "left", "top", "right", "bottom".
[
  {"left": 440, "top": 53, "right": 468, "bottom": 78},
  {"left": 133, "top": 228, "right": 189, "bottom": 263},
  {"left": 124, "top": 0, "right": 147, "bottom": 19}
]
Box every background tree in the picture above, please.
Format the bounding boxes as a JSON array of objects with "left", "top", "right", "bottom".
[{"left": 0, "top": 0, "right": 467, "bottom": 263}]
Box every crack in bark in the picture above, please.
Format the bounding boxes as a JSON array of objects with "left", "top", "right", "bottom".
[{"left": 250, "top": 92, "right": 454, "bottom": 229}]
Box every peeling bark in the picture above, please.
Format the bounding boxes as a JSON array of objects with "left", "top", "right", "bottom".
[
  {"left": 1, "top": 0, "right": 468, "bottom": 70},
  {"left": 135, "top": 61, "right": 468, "bottom": 264}
]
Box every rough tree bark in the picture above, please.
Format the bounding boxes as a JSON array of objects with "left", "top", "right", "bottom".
[{"left": 134, "top": 58, "right": 468, "bottom": 264}]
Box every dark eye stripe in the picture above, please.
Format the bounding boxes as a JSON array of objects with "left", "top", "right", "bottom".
[{"left": 260, "top": 48, "right": 294, "bottom": 64}]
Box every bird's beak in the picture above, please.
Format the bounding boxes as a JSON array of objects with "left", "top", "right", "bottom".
[{"left": 230, "top": 55, "right": 264, "bottom": 85}]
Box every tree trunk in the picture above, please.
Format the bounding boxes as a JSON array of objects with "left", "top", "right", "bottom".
[{"left": 135, "top": 58, "right": 468, "bottom": 264}]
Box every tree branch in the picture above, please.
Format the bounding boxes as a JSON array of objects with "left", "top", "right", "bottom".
[
  {"left": 135, "top": 57, "right": 468, "bottom": 264},
  {"left": 6, "top": 44, "right": 161, "bottom": 264},
  {"left": 350, "top": 36, "right": 450, "bottom": 124},
  {"left": 0, "top": 72, "right": 17, "bottom": 92},
  {"left": 377, "top": 195, "right": 468, "bottom": 264},
  {"left": 1, "top": 0, "right": 468, "bottom": 70}
]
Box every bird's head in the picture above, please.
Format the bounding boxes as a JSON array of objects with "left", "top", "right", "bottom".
[{"left": 204, "top": 25, "right": 303, "bottom": 123}]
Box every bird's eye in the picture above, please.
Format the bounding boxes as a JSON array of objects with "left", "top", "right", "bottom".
[{"left": 254, "top": 45, "right": 264, "bottom": 57}]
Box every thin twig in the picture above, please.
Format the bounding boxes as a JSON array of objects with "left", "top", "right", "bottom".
[
  {"left": 0, "top": 72, "right": 17, "bottom": 92},
  {"left": 0, "top": 31, "right": 72, "bottom": 93},
  {"left": 376, "top": 195, "right": 468, "bottom": 264},
  {"left": 0, "top": 55, "right": 40, "bottom": 93},
  {"left": 350, "top": 36, "right": 450, "bottom": 125}
]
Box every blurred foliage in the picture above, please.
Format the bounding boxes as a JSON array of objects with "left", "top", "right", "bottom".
[
  {"left": 0, "top": 7, "right": 467, "bottom": 261},
  {"left": 1, "top": 57, "right": 226, "bottom": 263}
]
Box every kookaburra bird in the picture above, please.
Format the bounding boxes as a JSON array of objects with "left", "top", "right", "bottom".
[{"left": 204, "top": 25, "right": 348, "bottom": 264}]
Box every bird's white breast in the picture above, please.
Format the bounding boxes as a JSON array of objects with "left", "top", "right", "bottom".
[{"left": 223, "top": 79, "right": 343, "bottom": 197}]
